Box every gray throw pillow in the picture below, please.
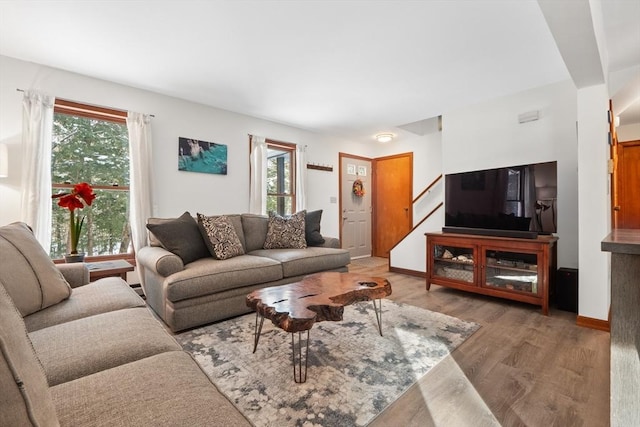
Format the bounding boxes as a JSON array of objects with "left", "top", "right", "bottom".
[
  {"left": 263, "top": 210, "right": 307, "bottom": 249},
  {"left": 0, "top": 222, "right": 72, "bottom": 316},
  {"left": 145, "top": 212, "right": 210, "bottom": 264},
  {"left": 197, "top": 214, "right": 245, "bottom": 260},
  {"left": 305, "top": 210, "right": 325, "bottom": 246}
]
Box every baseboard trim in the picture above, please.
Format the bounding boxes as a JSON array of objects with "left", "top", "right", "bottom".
[
  {"left": 388, "top": 266, "right": 426, "bottom": 278},
  {"left": 576, "top": 315, "right": 610, "bottom": 332}
]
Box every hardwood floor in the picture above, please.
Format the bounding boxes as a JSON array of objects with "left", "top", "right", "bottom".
[{"left": 349, "top": 257, "right": 610, "bottom": 427}]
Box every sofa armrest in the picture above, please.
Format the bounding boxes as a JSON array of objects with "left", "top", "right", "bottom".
[
  {"left": 57, "top": 263, "right": 90, "bottom": 288},
  {"left": 319, "top": 236, "right": 341, "bottom": 249},
  {"left": 137, "top": 246, "right": 184, "bottom": 277}
]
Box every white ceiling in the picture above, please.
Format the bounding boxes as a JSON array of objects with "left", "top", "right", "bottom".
[{"left": 1, "top": 1, "right": 638, "bottom": 141}]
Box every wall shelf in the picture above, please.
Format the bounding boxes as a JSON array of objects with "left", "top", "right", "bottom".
[{"left": 307, "top": 163, "right": 333, "bottom": 172}]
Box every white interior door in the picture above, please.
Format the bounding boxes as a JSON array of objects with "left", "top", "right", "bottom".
[{"left": 340, "top": 155, "right": 372, "bottom": 259}]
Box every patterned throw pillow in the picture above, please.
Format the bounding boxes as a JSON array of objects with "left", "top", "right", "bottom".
[
  {"left": 263, "top": 210, "right": 307, "bottom": 249},
  {"left": 197, "top": 214, "right": 245, "bottom": 260}
]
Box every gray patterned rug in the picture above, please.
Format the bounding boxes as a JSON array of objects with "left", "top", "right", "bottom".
[{"left": 176, "top": 300, "right": 480, "bottom": 427}]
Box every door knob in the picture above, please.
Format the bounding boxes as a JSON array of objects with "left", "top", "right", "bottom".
[{"left": 613, "top": 206, "right": 621, "bottom": 211}]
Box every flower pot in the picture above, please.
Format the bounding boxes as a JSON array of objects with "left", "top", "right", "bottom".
[{"left": 64, "top": 253, "right": 86, "bottom": 263}]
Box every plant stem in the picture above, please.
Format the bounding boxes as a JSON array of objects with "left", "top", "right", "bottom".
[{"left": 69, "top": 209, "right": 77, "bottom": 254}]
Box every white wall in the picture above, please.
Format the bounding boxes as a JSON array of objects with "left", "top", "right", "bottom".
[
  {"left": 577, "top": 84, "right": 611, "bottom": 321},
  {"left": 0, "top": 55, "right": 368, "bottom": 238},
  {"left": 617, "top": 122, "right": 640, "bottom": 142},
  {"left": 442, "top": 80, "right": 579, "bottom": 269}
]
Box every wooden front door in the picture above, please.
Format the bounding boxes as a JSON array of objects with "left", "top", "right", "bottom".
[
  {"left": 373, "top": 153, "right": 413, "bottom": 258},
  {"left": 615, "top": 140, "right": 640, "bottom": 228}
]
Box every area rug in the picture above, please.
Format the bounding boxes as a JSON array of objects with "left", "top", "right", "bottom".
[{"left": 176, "top": 300, "right": 480, "bottom": 427}]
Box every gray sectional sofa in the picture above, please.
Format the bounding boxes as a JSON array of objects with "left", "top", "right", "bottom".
[
  {"left": 0, "top": 222, "right": 250, "bottom": 426},
  {"left": 137, "top": 212, "right": 351, "bottom": 332}
]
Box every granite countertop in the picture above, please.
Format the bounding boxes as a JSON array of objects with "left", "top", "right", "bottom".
[{"left": 601, "top": 229, "right": 640, "bottom": 255}]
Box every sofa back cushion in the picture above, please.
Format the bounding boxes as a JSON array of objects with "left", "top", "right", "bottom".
[
  {"left": 241, "top": 214, "right": 269, "bottom": 252},
  {"left": 0, "top": 222, "right": 72, "bottom": 316},
  {"left": 0, "top": 281, "right": 59, "bottom": 426}
]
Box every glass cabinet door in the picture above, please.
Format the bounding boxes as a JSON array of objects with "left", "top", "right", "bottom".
[
  {"left": 432, "top": 243, "right": 476, "bottom": 284},
  {"left": 482, "top": 248, "right": 540, "bottom": 295}
]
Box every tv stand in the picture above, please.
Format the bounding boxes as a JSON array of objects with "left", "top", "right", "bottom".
[
  {"left": 426, "top": 232, "right": 557, "bottom": 314},
  {"left": 442, "top": 226, "right": 538, "bottom": 240}
]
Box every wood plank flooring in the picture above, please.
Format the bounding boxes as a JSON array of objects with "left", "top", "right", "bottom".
[{"left": 349, "top": 257, "right": 610, "bottom": 427}]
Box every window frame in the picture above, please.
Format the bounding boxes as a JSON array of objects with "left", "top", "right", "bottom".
[
  {"left": 51, "top": 99, "right": 134, "bottom": 263},
  {"left": 265, "top": 139, "right": 296, "bottom": 216}
]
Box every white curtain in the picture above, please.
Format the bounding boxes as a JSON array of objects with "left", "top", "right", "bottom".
[
  {"left": 20, "top": 90, "right": 55, "bottom": 252},
  {"left": 295, "top": 144, "right": 307, "bottom": 212},
  {"left": 126, "top": 112, "right": 153, "bottom": 255},
  {"left": 249, "top": 135, "right": 267, "bottom": 214}
]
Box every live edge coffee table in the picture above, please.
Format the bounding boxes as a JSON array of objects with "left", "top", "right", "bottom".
[{"left": 246, "top": 272, "right": 392, "bottom": 383}]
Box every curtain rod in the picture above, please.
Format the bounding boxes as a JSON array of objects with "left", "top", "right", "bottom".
[{"left": 16, "top": 88, "right": 155, "bottom": 117}]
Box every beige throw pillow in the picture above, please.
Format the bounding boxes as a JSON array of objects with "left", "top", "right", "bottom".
[
  {"left": 0, "top": 222, "right": 72, "bottom": 316},
  {"left": 197, "top": 214, "right": 245, "bottom": 260},
  {"left": 263, "top": 210, "right": 307, "bottom": 249}
]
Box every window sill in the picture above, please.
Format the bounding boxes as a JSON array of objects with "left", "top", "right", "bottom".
[{"left": 53, "top": 253, "right": 136, "bottom": 266}]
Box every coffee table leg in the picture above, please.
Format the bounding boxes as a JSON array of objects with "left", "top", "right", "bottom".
[
  {"left": 253, "top": 312, "right": 265, "bottom": 353},
  {"left": 291, "top": 330, "right": 310, "bottom": 383},
  {"left": 372, "top": 299, "right": 383, "bottom": 336}
]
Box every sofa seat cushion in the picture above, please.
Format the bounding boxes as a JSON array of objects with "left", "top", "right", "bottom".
[
  {"left": 166, "top": 255, "right": 282, "bottom": 303},
  {"left": 0, "top": 222, "right": 72, "bottom": 316},
  {"left": 24, "top": 277, "right": 144, "bottom": 332},
  {"left": 248, "top": 247, "right": 351, "bottom": 278},
  {"left": 30, "top": 307, "right": 181, "bottom": 386},
  {"left": 51, "top": 351, "right": 251, "bottom": 427}
]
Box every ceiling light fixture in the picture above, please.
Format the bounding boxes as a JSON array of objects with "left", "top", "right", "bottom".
[{"left": 375, "top": 133, "right": 394, "bottom": 143}]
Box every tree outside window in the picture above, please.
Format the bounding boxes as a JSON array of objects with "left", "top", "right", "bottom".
[
  {"left": 50, "top": 100, "right": 131, "bottom": 258},
  {"left": 266, "top": 141, "right": 296, "bottom": 216}
]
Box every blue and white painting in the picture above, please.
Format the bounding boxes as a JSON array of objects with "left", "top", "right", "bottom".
[{"left": 178, "top": 137, "right": 227, "bottom": 175}]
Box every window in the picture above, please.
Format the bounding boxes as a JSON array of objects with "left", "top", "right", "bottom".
[
  {"left": 505, "top": 167, "right": 524, "bottom": 215},
  {"left": 50, "top": 100, "right": 131, "bottom": 259},
  {"left": 266, "top": 140, "right": 296, "bottom": 216}
]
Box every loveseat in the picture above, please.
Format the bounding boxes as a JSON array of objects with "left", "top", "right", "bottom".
[
  {"left": 137, "top": 211, "right": 351, "bottom": 332},
  {"left": 0, "top": 222, "right": 250, "bottom": 426}
]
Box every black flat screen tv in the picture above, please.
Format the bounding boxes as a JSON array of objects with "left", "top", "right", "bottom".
[{"left": 443, "top": 161, "right": 557, "bottom": 239}]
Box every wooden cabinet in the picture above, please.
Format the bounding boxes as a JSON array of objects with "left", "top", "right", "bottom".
[{"left": 426, "top": 232, "right": 557, "bottom": 314}]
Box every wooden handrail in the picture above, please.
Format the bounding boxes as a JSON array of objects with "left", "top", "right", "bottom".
[{"left": 413, "top": 174, "right": 443, "bottom": 204}]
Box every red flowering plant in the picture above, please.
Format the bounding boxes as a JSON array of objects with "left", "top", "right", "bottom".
[{"left": 52, "top": 182, "right": 96, "bottom": 254}]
